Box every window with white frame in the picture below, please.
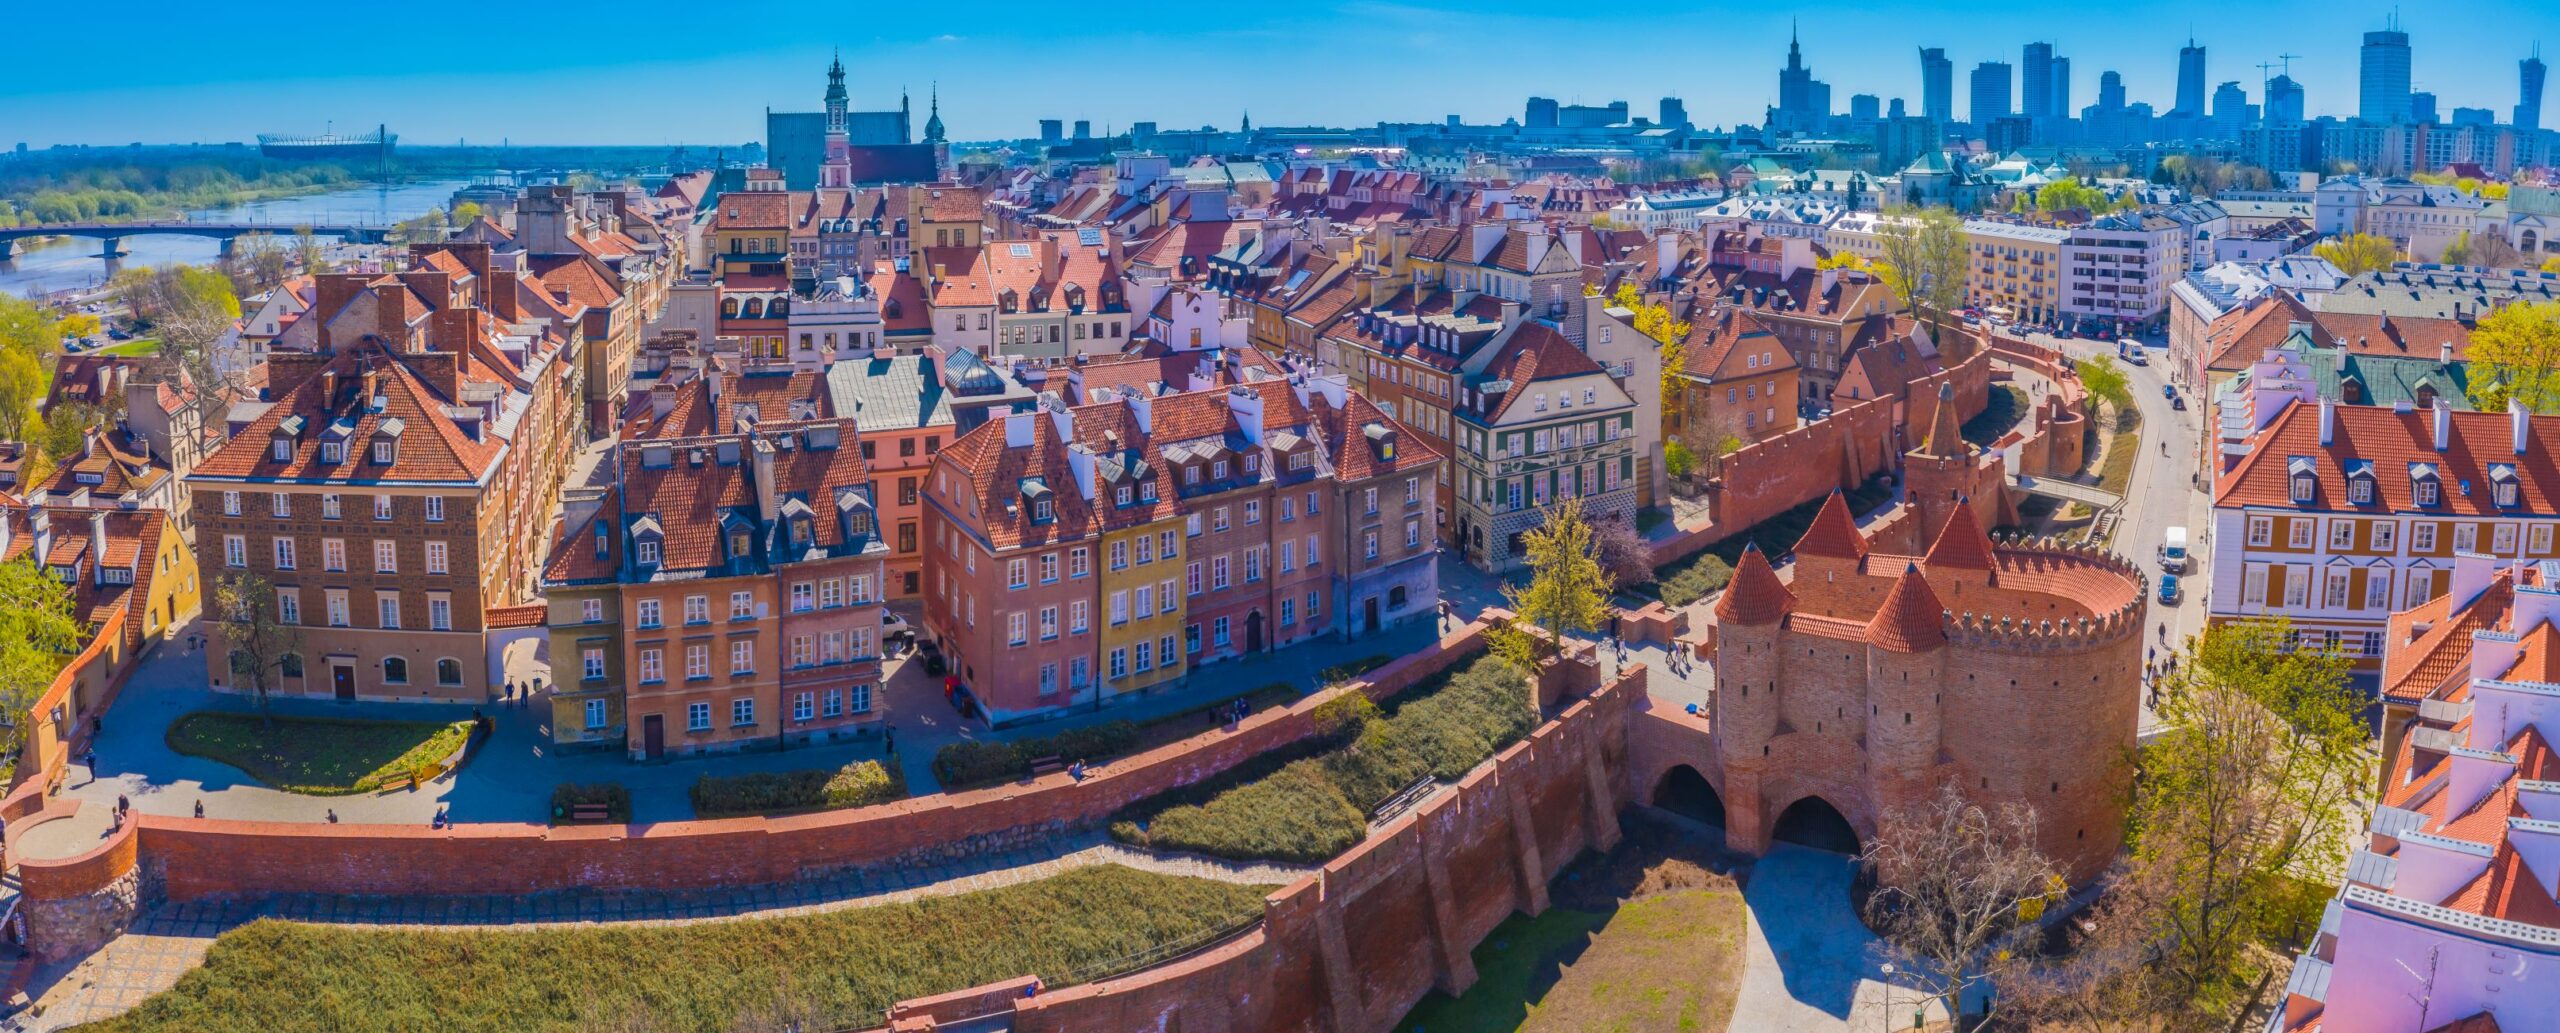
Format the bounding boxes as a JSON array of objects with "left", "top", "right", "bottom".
[
  {"left": 2244, "top": 565, "right": 2269, "bottom": 607},
  {"left": 639, "top": 649, "right": 664, "bottom": 683},
  {"left": 686, "top": 701, "right": 709, "bottom": 731},
  {"left": 2329, "top": 520, "right": 2355, "bottom": 550},
  {"left": 2372, "top": 521, "right": 2397, "bottom": 552},
  {"left": 2286, "top": 519, "right": 2313, "bottom": 549},
  {"left": 2413, "top": 522, "right": 2437, "bottom": 552},
  {"left": 2364, "top": 568, "right": 2391, "bottom": 610},
  {"left": 685, "top": 644, "right": 709, "bottom": 679},
  {"left": 2247, "top": 517, "right": 2273, "bottom": 547},
  {"left": 2324, "top": 568, "right": 2350, "bottom": 608},
  {"left": 730, "top": 640, "right": 754, "bottom": 674}
]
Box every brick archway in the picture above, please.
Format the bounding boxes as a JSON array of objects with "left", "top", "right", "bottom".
[
  {"left": 1651, "top": 763, "right": 1726, "bottom": 828},
  {"left": 1771, "top": 794, "right": 1862, "bottom": 855}
]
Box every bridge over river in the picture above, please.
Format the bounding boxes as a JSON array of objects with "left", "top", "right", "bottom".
[{"left": 0, "top": 221, "right": 390, "bottom": 261}]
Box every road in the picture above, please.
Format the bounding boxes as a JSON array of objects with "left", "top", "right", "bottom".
[{"left": 1997, "top": 330, "right": 2215, "bottom": 737}]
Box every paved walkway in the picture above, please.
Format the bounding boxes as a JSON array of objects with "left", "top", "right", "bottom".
[
  {"left": 16, "top": 833, "right": 1307, "bottom": 1031},
  {"left": 1728, "top": 845, "right": 1946, "bottom": 1033}
]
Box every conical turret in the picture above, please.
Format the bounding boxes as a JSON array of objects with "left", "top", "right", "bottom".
[
  {"left": 1794, "top": 491, "right": 1869, "bottom": 561},
  {"left": 1716, "top": 543, "right": 1796, "bottom": 625},
  {"left": 1867, "top": 562, "right": 1947, "bottom": 652}
]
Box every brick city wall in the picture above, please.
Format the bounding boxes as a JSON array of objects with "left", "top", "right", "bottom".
[
  {"left": 16, "top": 621, "right": 1497, "bottom": 934},
  {"left": 994, "top": 664, "right": 1642, "bottom": 1033}
]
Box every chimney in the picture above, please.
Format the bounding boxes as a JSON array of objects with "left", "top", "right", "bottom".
[
  {"left": 2433, "top": 399, "right": 2452, "bottom": 452},
  {"left": 28, "top": 507, "right": 50, "bottom": 565},
  {"left": 1004, "top": 410, "right": 1036, "bottom": 448},
  {"left": 2440, "top": 340, "right": 2454, "bottom": 365},
  {"left": 751, "top": 437, "right": 779, "bottom": 524},
  {"left": 88, "top": 511, "right": 108, "bottom": 586},
  {"left": 2318, "top": 396, "right": 2336, "bottom": 446},
  {"left": 1655, "top": 230, "right": 1678, "bottom": 279},
  {"left": 2514, "top": 397, "right": 2532, "bottom": 457}
]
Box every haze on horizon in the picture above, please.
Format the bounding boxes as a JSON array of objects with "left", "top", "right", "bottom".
[{"left": 4, "top": 0, "right": 2554, "bottom": 149}]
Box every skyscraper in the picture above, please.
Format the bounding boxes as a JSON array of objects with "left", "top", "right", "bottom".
[
  {"left": 2023, "top": 42, "right": 2056, "bottom": 118},
  {"left": 2521, "top": 48, "right": 2547, "bottom": 132},
  {"left": 1920, "top": 48, "right": 1954, "bottom": 123},
  {"left": 2175, "top": 38, "right": 2207, "bottom": 116},
  {"left": 2098, "top": 70, "right": 2126, "bottom": 111},
  {"left": 2409, "top": 91, "right": 2437, "bottom": 124},
  {"left": 2361, "top": 24, "right": 2413, "bottom": 123},
  {"left": 2211, "top": 81, "right": 2250, "bottom": 138},
  {"left": 1660, "top": 97, "right": 1689, "bottom": 130},
  {"left": 2050, "top": 56, "right": 2072, "bottom": 117},
  {"left": 1773, "top": 23, "right": 1830, "bottom": 132},
  {"left": 2266, "top": 74, "right": 2306, "bottom": 124},
  {"left": 1971, "top": 61, "right": 2013, "bottom": 124}
]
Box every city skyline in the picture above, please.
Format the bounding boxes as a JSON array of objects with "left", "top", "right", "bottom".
[{"left": 3, "top": 2, "right": 2556, "bottom": 147}]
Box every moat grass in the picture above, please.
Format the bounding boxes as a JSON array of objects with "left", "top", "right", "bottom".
[
  {"left": 1110, "top": 650, "right": 1525, "bottom": 863},
  {"left": 164, "top": 712, "right": 471, "bottom": 796},
  {"left": 79, "top": 865, "right": 1271, "bottom": 1033},
  {"left": 1395, "top": 814, "right": 1748, "bottom": 1033}
]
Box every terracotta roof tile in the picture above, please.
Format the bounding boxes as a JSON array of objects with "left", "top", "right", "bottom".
[
  {"left": 1922, "top": 503, "right": 1996, "bottom": 572},
  {"left": 1715, "top": 544, "right": 1795, "bottom": 624},
  {"left": 1866, "top": 563, "right": 1948, "bottom": 652},
  {"left": 1793, "top": 491, "right": 1868, "bottom": 560}
]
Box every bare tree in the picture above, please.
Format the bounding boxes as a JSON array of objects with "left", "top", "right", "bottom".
[
  {"left": 1862, "top": 782, "right": 2065, "bottom": 1029},
  {"left": 214, "top": 573, "right": 301, "bottom": 722}
]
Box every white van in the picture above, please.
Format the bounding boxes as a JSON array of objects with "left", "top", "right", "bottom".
[{"left": 2160, "top": 526, "right": 2189, "bottom": 574}]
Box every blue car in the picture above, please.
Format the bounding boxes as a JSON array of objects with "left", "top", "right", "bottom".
[{"left": 2158, "top": 573, "right": 2181, "bottom": 605}]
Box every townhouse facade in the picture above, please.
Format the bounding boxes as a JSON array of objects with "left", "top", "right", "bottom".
[
  {"left": 1450, "top": 322, "right": 1642, "bottom": 571},
  {"left": 189, "top": 244, "right": 586, "bottom": 703},
  {"left": 542, "top": 421, "right": 888, "bottom": 758},
  {"left": 920, "top": 373, "right": 1441, "bottom": 723},
  {"left": 2210, "top": 396, "right": 2560, "bottom": 671}
]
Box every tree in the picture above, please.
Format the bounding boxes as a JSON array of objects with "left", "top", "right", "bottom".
[
  {"left": 2313, "top": 233, "right": 2402, "bottom": 277},
  {"left": 2122, "top": 617, "right": 2368, "bottom": 1014},
  {"left": 1590, "top": 515, "right": 1656, "bottom": 589},
  {"left": 2441, "top": 230, "right": 2474, "bottom": 266},
  {"left": 1816, "top": 250, "right": 1873, "bottom": 273},
  {"left": 36, "top": 402, "right": 95, "bottom": 467},
  {"left": 0, "top": 557, "right": 83, "bottom": 759},
  {"left": 56, "top": 313, "right": 101, "bottom": 341},
  {"left": 0, "top": 349, "right": 42, "bottom": 443},
  {"left": 2463, "top": 301, "right": 2560, "bottom": 414},
  {"left": 1490, "top": 497, "right": 1613, "bottom": 673},
  {"left": 0, "top": 294, "right": 54, "bottom": 357},
  {"left": 121, "top": 265, "right": 244, "bottom": 437},
  {"left": 449, "top": 200, "right": 485, "bottom": 226},
  {"left": 292, "top": 225, "right": 333, "bottom": 275},
  {"left": 214, "top": 573, "right": 301, "bottom": 720},
  {"left": 1862, "top": 782, "right": 2064, "bottom": 1029},
  {"left": 2074, "top": 355, "right": 2133, "bottom": 419},
  {"left": 221, "top": 232, "right": 290, "bottom": 296},
  {"left": 1608, "top": 283, "right": 1692, "bottom": 426},
  {"left": 1875, "top": 206, "right": 1969, "bottom": 335},
  {"left": 2547, "top": 256, "right": 2560, "bottom": 275},
  {"left": 1664, "top": 438, "right": 1696, "bottom": 480},
  {"left": 2035, "top": 179, "right": 2109, "bottom": 214},
  {"left": 2467, "top": 232, "right": 2526, "bottom": 270}
]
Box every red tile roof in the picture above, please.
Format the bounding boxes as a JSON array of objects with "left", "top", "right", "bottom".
[
  {"left": 2216, "top": 401, "right": 2560, "bottom": 513},
  {"left": 1866, "top": 564, "right": 1947, "bottom": 652},
  {"left": 1715, "top": 545, "right": 1795, "bottom": 624},
  {"left": 1794, "top": 491, "right": 1869, "bottom": 560},
  {"left": 1922, "top": 503, "right": 1996, "bottom": 572}
]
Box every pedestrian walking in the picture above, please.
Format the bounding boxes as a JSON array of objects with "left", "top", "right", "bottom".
[
  {"left": 193, "top": 800, "right": 204, "bottom": 819},
  {"left": 325, "top": 809, "right": 338, "bottom": 824},
  {"left": 116, "top": 794, "right": 129, "bottom": 816}
]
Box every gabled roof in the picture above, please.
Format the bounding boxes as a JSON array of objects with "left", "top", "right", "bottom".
[
  {"left": 1794, "top": 491, "right": 1868, "bottom": 560},
  {"left": 1922, "top": 502, "right": 1996, "bottom": 572}
]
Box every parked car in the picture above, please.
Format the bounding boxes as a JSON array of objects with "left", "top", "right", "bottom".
[
  {"left": 2162, "top": 384, "right": 2178, "bottom": 400},
  {"left": 2173, "top": 395, "right": 2188, "bottom": 411},
  {"left": 2158, "top": 573, "right": 2181, "bottom": 605},
  {"left": 915, "top": 639, "right": 947, "bottom": 677}
]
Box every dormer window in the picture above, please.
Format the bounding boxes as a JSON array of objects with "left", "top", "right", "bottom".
[
  {"left": 273, "top": 439, "right": 292, "bottom": 463},
  {"left": 2345, "top": 462, "right": 2376, "bottom": 505},
  {"left": 1116, "top": 486, "right": 1132, "bottom": 506},
  {"left": 2286, "top": 457, "right": 2317, "bottom": 503},
  {"left": 373, "top": 441, "right": 395, "bottom": 465},
  {"left": 2410, "top": 463, "right": 2443, "bottom": 507},
  {"left": 791, "top": 516, "right": 813, "bottom": 546},
  {"left": 729, "top": 530, "right": 753, "bottom": 557},
  {"left": 636, "top": 539, "right": 661, "bottom": 565},
  {"left": 2490, "top": 464, "right": 2522, "bottom": 508},
  {"left": 320, "top": 442, "right": 344, "bottom": 464}
]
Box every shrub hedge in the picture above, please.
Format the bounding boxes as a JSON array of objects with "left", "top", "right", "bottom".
[
  {"left": 932, "top": 721, "right": 1140, "bottom": 790},
  {"left": 1112, "top": 652, "right": 1529, "bottom": 863},
  {"left": 690, "top": 759, "right": 908, "bottom": 819}
]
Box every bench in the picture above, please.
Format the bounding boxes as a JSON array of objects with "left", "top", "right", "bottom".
[
  {"left": 1027, "top": 755, "right": 1064, "bottom": 778},
  {"left": 570, "top": 804, "right": 610, "bottom": 823},
  {"left": 377, "top": 773, "right": 414, "bottom": 793}
]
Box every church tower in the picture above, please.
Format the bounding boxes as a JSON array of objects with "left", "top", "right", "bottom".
[
  {"left": 824, "top": 52, "right": 849, "bottom": 132},
  {"left": 821, "top": 54, "right": 853, "bottom": 189},
  {"left": 924, "top": 84, "right": 946, "bottom": 144}
]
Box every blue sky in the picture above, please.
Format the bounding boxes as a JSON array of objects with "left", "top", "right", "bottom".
[{"left": 3, "top": 1, "right": 2554, "bottom": 148}]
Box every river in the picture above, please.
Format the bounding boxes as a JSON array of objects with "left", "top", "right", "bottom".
[{"left": 1, "top": 178, "right": 472, "bottom": 298}]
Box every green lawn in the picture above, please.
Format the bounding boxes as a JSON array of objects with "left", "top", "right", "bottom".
[
  {"left": 1394, "top": 888, "right": 1746, "bottom": 1033},
  {"left": 1111, "top": 651, "right": 1524, "bottom": 863},
  {"left": 80, "top": 865, "right": 1270, "bottom": 1033},
  {"left": 164, "top": 712, "right": 473, "bottom": 795},
  {"left": 92, "top": 338, "right": 161, "bottom": 357},
  {"left": 691, "top": 758, "right": 907, "bottom": 818}
]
